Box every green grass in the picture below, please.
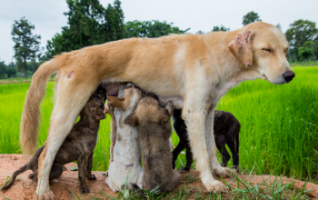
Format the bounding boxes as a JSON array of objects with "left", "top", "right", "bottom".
[{"left": 0, "top": 67, "right": 317, "bottom": 182}]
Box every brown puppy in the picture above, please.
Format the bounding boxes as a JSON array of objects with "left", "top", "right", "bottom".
[
  {"left": 171, "top": 110, "right": 240, "bottom": 172},
  {"left": 125, "top": 98, "right": 180, "bottom": 192},
  {"left": 1, "top": 85, "right": 106, "bottom": 193}
]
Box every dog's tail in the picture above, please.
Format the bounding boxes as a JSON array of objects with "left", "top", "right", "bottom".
[
  {"left": 1, "top": 164, "right": 29, "bottom": 191},
  {"left": 20, "top": 58, "right": 61, "bottom": 155}
]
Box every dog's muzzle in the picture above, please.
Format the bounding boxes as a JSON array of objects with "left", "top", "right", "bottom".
[{"left": 282, "top": 70, "right": 295, "bottom": 83}]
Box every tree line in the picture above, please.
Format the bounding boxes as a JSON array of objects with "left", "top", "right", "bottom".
[{"left": 1, "top": 1, "right": 317, "bottom": 79}]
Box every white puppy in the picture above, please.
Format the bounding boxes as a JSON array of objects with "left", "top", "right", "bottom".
[{"left": 105, "top": 83, "right": 144, "bottom": 194}]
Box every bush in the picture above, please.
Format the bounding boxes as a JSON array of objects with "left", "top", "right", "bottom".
[{"left": 6, "top": 68, "right": 17, "bottom": 78}]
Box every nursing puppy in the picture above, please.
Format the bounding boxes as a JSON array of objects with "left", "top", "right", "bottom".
[
  {"left": 105, "top": 84, "right": 144, "bottom": 194},
  {"left": 125, "top": 98, "right": 180, "bottom": 192},
  {"left": 104, "top": 102, "right": 116, "bottom": 163},
  {"left": 1, "top": 85, "right": 106, "bottom": 193},
  {"left": 171, "top": 110, "right": 240, "bottom": 172}
]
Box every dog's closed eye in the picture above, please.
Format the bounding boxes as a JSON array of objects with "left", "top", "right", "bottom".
[{"left": 262, "top": 48, "right": 272, "bottom": 53}]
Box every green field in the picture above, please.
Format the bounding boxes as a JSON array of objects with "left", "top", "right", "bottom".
[{"left": 0, "top": 67, "right": 317, "bottom": 181}]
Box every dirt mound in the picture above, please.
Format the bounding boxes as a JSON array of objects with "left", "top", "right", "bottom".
[{"left": 0, "top": 154, "right": 317, "bottom": 200}]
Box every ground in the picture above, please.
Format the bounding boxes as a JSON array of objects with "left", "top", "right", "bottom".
[{"left": 0, "top": 155, "right": 317, "bottom": 200}]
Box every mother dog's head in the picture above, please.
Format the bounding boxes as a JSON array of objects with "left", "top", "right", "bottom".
[{"left": 227, "top": 21, "right": 295, "bottom": 84}]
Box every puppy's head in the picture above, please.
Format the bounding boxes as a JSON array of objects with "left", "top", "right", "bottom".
[
  {"left": 83, "top": 84, "right": 107, "bottom": 121},
  {"left": 87, "top": 101, "right": 106, "bottom": 121},
  {"left": 90, "top": 84, "right": 107, "bottom": 103},
  {"left": 124, "top": 97, "right": 170, "bottom": 126},
  {"left": 107, "top": 87, "right": 141, "bottom": 111},
  {"left": 227, "top": 22, "right": 295, "bottom": 84}
]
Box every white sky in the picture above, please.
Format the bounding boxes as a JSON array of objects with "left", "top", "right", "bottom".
[{"left": 0, "top": 0, "right": 317, "bottom": 64}]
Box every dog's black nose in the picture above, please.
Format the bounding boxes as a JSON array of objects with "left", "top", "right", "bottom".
[{"left": 282, "top": 70, "right": 295, "bottom": 82}]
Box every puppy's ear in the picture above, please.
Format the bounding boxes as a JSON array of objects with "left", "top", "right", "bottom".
[
  {"left": 124, "top": 113, "right": 138, "bottom": 126},
  {"left": 165, "top": 101, "right": 174, "bottom": 115},
  {"left": 227, "top": 30, "right": 254, "bottom": 69},
  {"left": 107, "top": 96, "right": 126, "bottom": 111},
  {"left": 96, "top": 109, "right": 106, "bottom": 121},
  {"left": 158, "top": 109, "right": 170, "bottom": 123}
]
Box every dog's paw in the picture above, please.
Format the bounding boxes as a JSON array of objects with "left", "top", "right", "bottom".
[
  {"left": 80, "top": 185, "right": 90, "bottom": 194},
  {"left": 38, "top": 191, "right": 55, "bottom": 200},
  {"left": 205, "top": 180, "right": 228, "bottom": 193},
  {"left": 179, "top": 168, "right": 190, "bottom": 174},
  {"left": 87, "top": 174, "right": 97, "bottom": 180},
  {"left": 213, "top": 167, "right": 233, "bottom": 177}
]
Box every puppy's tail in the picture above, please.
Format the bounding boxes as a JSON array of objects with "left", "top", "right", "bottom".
[
  {"left": 20, "top": 58, "right": 62, "bottom": 155},
  {"left": 1, "top": 164, "right": 29, "bottom": 191}
]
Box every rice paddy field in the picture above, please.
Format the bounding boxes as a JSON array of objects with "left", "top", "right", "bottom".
[{"left": 0, "top": 66, "right": 317, "bottom": 181}]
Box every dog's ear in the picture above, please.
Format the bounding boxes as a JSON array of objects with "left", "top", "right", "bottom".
[
  {"left": 96, "top": 109, "right": 106, "bottom": 121},
  {"left": 124, "top": 112, "right": 138, "bottom": 126},
  {"left": 227, "top": 30, "right": 254, "bottom": 69},
  {"left": 107, "top": 96, "right": 126, "bottom": 111}
]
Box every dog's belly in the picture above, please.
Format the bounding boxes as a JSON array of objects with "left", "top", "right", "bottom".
[{"left": 158, "top": 96, "right": 184, "bottom": 109}]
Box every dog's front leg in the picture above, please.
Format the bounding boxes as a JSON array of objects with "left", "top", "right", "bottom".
[
  {"left": 205, "top": 107, "right": 232, "bottom": 177},
  {"left": 183, "top": 104, "right": 228, "bottom": 193}
]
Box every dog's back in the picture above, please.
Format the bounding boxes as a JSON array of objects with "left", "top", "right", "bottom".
[{"left": 125, "top": 97, "right": 180, "bottom": 192}]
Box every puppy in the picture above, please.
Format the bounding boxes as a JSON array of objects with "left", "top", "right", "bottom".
[
  {"left": 125, "top": 98, "right": 180, "bottom": 192},
  {"left": 172, "top": 110, "right": 240, "bottom": 172},
  {"left": 104, "top": 102, "right": 116, "bottom": 163},
  {"left": 1, "top": 85, "right": 106, "bottom": 193},
  {"left": 105, "top": 84, "right": 144, "bottom": 195}
]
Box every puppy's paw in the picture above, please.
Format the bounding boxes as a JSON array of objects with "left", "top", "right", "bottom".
[
  {"left": 213, "top": 167, "right": 233, "bottom": 178},
  {"left": 165, "top": 101, "right": 174, "bottom": 115},
  {"left": 179, "top": 168, "right": 190, "bottom": 174},
  {"left": 87, "top": 174, "right": 97, "bottom": 180},
  {"left": 80, "top": 185, "right": 90, "bottom": 194}
]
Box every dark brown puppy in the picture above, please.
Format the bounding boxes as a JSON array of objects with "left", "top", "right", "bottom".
[
  {"left": 1, "top": 85, "right": 106, "bottom": 193},
  {"left": 125, "top": 97, "right": 180, "bottom": 192},
  {"left": 172, "top": 110, "right": 240, "bottom": 172}
]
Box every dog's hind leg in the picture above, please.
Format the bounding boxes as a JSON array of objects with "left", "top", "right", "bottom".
[
  {"left": 86, "top": 153, "right": 96, "bottom": 180},
  {"left": 37, "top": 76, "right": 99, "bottom": 199}
]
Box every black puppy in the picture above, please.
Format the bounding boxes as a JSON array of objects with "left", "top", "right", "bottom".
[
  {"left": 172, "top": 110, "right": 240, "bottom": 172},
  {"left": 1, "top": 85, "right": 106, "bottom": 193}
]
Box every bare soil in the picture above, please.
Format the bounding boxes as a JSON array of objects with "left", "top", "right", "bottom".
[{"left": 0, "top": 154, "right": 317, "bottom": 200}]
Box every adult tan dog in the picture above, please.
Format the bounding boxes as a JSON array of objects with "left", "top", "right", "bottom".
[{"left": 20, "top": 22, "right": 294, "bottom": 199}]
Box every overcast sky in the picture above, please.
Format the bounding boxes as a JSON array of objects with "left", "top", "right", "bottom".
[{"left": 0, "top": 0, "right": 317, "bottom": 64}]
